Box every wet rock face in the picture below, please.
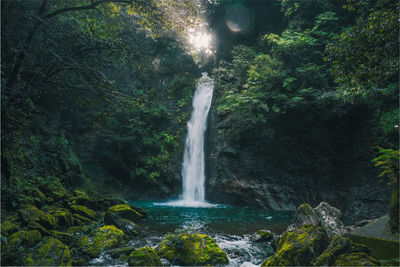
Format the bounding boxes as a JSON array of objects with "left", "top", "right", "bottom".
[{"left": 205, "top": 107, "right": 391, "bottom": 219}]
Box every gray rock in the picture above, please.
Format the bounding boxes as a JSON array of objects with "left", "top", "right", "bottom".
[
  {"left": 287, "top": 202, "right": 348, "bottom": 237},
  {"left": 315, "top": 202, "right": 348, "bottom": 237}
]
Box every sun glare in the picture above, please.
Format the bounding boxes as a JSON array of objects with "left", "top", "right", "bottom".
[{"left": 189, "top": 31, "right": 212, "bottom": 54}]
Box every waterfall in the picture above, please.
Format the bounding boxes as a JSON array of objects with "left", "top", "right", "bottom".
[
  {"left": 181, "top": 72, "right": 214, "bottom": 205},
  {"left": 157, "top": 73, "right": 214, "bottom": 207}
]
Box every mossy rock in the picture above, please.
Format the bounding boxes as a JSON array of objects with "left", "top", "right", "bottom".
[
  {"left": 77, "top": 225, "right": 125, "bottom": 256},
  {"left": 18, "top": 205, "right": 56, "bottom": 228},
  {"left": 70, "top": 205, "right": 97, "bottom": 219},
  {"left": 288, "top": 203, "right": 319, "bottom": 231},
  {"left": 27, "top": 221, "right": 50, "bottom": 235},
  {"left": 72, "top": 213, "right": 95, "bottom": 226},
  {"left": 49, "top": 230, "right": 73, "bottom": 242},
  {"left": 49, "top": 207, "right": 73, "bottom": 228},
  {"left": 312, "top": 235, "right": 369, "bottom": 266},
  {"left": 1, "top": 220, "right": 21, "bottom": 236},
  {"left": 109, "top": 246, "right": 136, "bottom": 259},
  {"left": 66, "top": 225, "right": 89, "bottom": 234},
  {"left": 104, "top": 210, "right": 140, "bottom": 236},
  {"left": 8, "top": 230, "right": 42, "bottom": 248},
  {"left": 334, "top": 252, "right": 379, "bottom": 266},
  {"left": 262, "top": 224, "right": 329, "bottom": 266},
  {"left": 25, "top": 238, "right": 72, "bottom": 266},
  {"left": 128, "top": 247, "right": 162, "bottom": 266},
  {"left": 106, "top": 204, "right": 146, "bottom": 222},
  {"left": 2, "top": 230, "right": 42, "bottom": 265},
  {"left": 257, "top": 230, "right": 273, "bottom": 242},
  {"left": 156, "top": 233, "right": 229, "bottom": 266}
]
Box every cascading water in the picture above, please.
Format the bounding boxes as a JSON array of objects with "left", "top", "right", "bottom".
[
  {"left": 158, "top": 72, "right": 214, "bottom": 207},
  {"left": 181, "top": 72, "right": 214, "bottom": 205}
]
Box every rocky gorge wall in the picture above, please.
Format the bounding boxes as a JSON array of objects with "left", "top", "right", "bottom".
[{"left": 205, "top": 101, "right": 391, "bottom": 220}]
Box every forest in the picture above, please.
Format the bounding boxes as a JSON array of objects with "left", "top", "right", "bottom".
[{"left": 1, "top": 0, "right": 399, "bottom": 266}]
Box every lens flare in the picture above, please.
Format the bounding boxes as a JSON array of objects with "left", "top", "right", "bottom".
[{"left": 225, "top": 4, "right": 251, "bottom": 33}]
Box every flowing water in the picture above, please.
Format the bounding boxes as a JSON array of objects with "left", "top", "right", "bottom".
[
  {"left": 92, "top": 202, "right": 293, "bottom": 266},
  {"left": 166, "top": 72, "right": 214, "bottom": 207}
]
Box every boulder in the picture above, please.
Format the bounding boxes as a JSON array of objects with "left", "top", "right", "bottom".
[
  {"left": 106, "top": 204, "right": 147, "bottom": 222},
  {"left": 262, "top": 225, "right": 329, "bottom": 266},
  {"left": 312, "top": 235, "right": 369, "bottom": 266},
  {"left": 77, "top": 225, "right": 125, "bottom": 256},
  {"left": 288, "top": 202, "right": 348, "bottom": 237},
  {"left": 8, "top": 230, "right": 42, "bottom": 248},
  {"left": 18, "top": 205, "right": 56, "bottom": 228},
  {"left": 25, "top": 238, "right": 72, "bottom": 266},
  {"left": 48, "top": 206, "right": 73, "bottom": 228},
  {"left": 128, "top": 247, "right": 162, "bottom": 266},
  {"left": 104, "top": 211, "right": 139, "bottom": 236},
  {"left": 256, "top": 230, "right": 273, "bottom": 242},
  {"left": 156, "top": 233, "right": 229, "bottom": 266},
  {"left": 1, "top": 220, "right": 21, "bottom": 236},
  {"left": 2, "top": 230, "right": 42, "bottom": 265},
  {"left": 314, "top": 202, "right": 348, "bottom": 237},
  {"left": 288, "top": 204, "right": 319, "bottom": 231},
  {"left": 70, "top": 204, "right": 97, "bottom": 220},
  {"left": 334, "top": 252, "right": 380, "bottom": 266}
]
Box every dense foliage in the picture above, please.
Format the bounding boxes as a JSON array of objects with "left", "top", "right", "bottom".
[{"left": 1, "top": 0, "right": 200, "bottom": 198}]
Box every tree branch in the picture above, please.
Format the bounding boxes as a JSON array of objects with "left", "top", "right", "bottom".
[{"left": 43, "top": 0, "right": 133, "bottom": 19}]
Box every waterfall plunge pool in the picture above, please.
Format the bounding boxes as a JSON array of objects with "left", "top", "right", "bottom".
[{"left": 126, "top": 201, "right": 294, "bottom": 266}]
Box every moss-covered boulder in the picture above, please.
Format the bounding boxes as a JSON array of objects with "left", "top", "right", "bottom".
[
  {"left": 106, "top": 204, "right": 147, "bottom": 222},
  {"left": 49, "top": 207, "right": 73, "bottom": 228},
  {"left": 1, "top": 220, "right": 21, "bottom": 236},
  {"left": 8, "top": 230, "right": 42, "bottom": 248},
  {"left": 18, "top": 205, "right": 56, "bottom": 228},
  {"left": 2, "top": 230, "right": 42, "bottom": 265},
  {"left": 312, "top": 235, "right": 369, "bottom": 266},
  {"left": 262, "top": 225, "right": 329, "bottom": 266},
  {"left": 26, "top": 238, "right": 72, "bottom": 266},
  {"left": 156, "top": 233, "right": 229, "bottom": 266},
  {"left": 72, "top": 213, "right": 95, "bottom": 225},
  {"left": 70, "top": 204, "right": 97, "bottom": 220},
  {"left": 49, "top": 230, "right": 73, "bottom": 242},
  {"left": 128, "top": 247, "right": 162, "bottom": 266},
  {"left": 104, "top": 210, "right": 139, "bottom": 236},
  {"left": 256, "top": 230, "right": 273, "bottom": 242},
  {"left": 334, "top": 252, "right": 380, "bottom": 266},
  {"left": 27, "top": 221, "right": 50, "bottom": 235},
  {"left": 77, "top": 225, "right": 125, "bottom": 256}
]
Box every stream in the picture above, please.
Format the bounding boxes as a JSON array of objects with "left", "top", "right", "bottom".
[{"left": 91, "top": 202, "right": 293, "bottom": 266}]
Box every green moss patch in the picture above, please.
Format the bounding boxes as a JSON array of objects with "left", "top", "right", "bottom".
[
  {"left": 128, "top": 247, "right": 162, "bottom": 266},
  {"left": 262, "top": 225, "right": 329, "bottom": 266},
  {"left": 156, "top": 233, "right": 229, "bottom": 266},
  {"left": 26, "top": 238, "right": 72, "bottom": 266}
]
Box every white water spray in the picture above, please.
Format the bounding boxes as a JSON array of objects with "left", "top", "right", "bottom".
[{"left": 157, "top": 73, "right": 214, "bottom": 207}]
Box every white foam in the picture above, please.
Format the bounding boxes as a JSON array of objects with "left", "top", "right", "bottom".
[{"left": 153, "top": 199, "right": 219, "bottom": 208}]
